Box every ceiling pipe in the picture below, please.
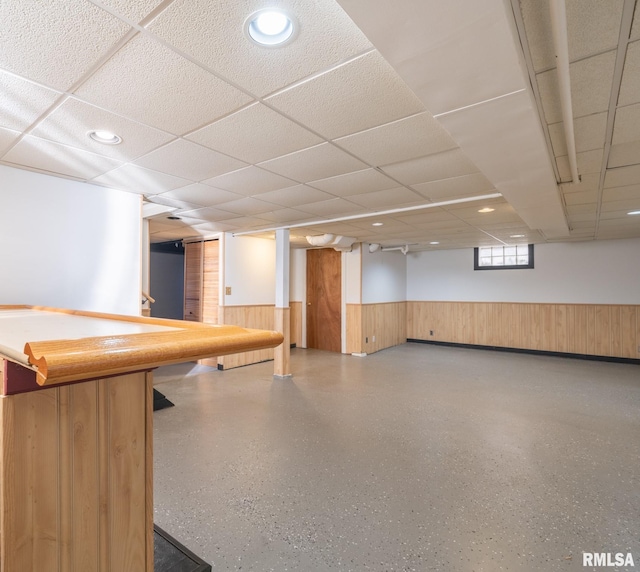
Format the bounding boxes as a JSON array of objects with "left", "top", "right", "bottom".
[{"left": 549, "top": 0, "right": 580, "bottom": 184}]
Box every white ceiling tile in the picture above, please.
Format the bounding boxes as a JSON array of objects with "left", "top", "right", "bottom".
[
  {"left": 158, "top": 184, "right": 243, "bottom": 207},
  {"left": 133, "top": 139, "right": 247, "bottom": 180},
  {"left": 3, "top": 136, "right": 122, "bottom": 180},
  {"left": 335, "top": 112, "right": 457, "bottom": 167},
  {"left": 520, "top": 0, "right": 623, "bottom": 72},
  {"left": 90, "top": 163, "right": 191, "bottom": 195},
  {"left": 0, "top": 0, "right": 130, "bottom": 91},
  {"left": 563, "top": 189, "right": 598, "bottom": 205},
  {"left": 186, "top": 103, "right": 323, "bottom": 164},
  {"left": 0, "top": 126, "right": 20, "bottom": 154},
  {"left": 147, "top": 194, "right": 198, "bottom": 210},
  {"left": 257, "top": 185, "right": 335, "bottom": 207},
  {"left": 259, "top": 143, "right": 367, "bottom": 182},
  {"left": 548, "top": 112, "right": 608, "bottom": 156},
  {"left": 604, "top": 163, "right": 640, "bottom": 188},
  {"left": 338, "top": 0, "right": 527, "bottom": 117},
  {"left": 0, "top": 71, "right": 62, "bottom": 131},
  {"left": 608, "top": 141, "right": 640, "bottom": 169},
  {"left": 30, "top": 96, "right": 174, "bottom": 161},
  {"left": 303, "top": 222, "right": 365, "bottom": 236},
  {"left": 537, "top": 51, "right": 616, "bottom": 124},
  {"left": 147, "top": 0, "right": 372, "bottom": 97},
  {"left": 381, "top": 148, "right": 479, "bottom": 186},
  {"left": 218, "top": 215, "right": 273, "bottom": 229},
  {"left": 202, "top": 166, "right": 298, "bottom": 196},
  {"left": 612, "top": 102, "right": 640, "bottom": 145},
  {"left": 96, "top": 0, "right": 165, "bottom": 24},
  {"left": 254, "top": 208, "right": 316, "bottom": 224},
  {"left": 299, "top": 198, "right": 368, "bottom": 217},
  {"left": 346, "top": 187, "right": 425, "bottom": 209},
  {"left": 266, "top": 51, "right": 424, "bottom": 140},
  {"left": 602, "top": 184, "right": 640, "bottom": 202},
  {"left": 619, "top": 40, "right": 640, "bottom": 106},
  {"left": 191, "top": 221, "right": 238, "bottom": 233},
  {"left": 600, "top": 197, "right": 640, "bottom": 212},
  {"left": 173, "top": 206, "right": 236, "bottom": 222},
  {"left": 556, "top": 149, "right": 604, "bottom": 180},
  {"left": 632, "top": 5, "right": 640, "bottom": 41},
  {"left": 410, "top": 173, "right": 495, "bottom": 201},
  {"left": 308, "top": 168, "right": 398, "bottom": 197},
  {"left": 75, "top": 34, "right": 252, "bottom": 134},
  {"left": 214, "top": 197, "right": 278, "bottom": 216}
]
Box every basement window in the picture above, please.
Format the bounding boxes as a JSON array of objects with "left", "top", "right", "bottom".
[{"left": 474, "top": 244, "right": 534, "bottom": 270}]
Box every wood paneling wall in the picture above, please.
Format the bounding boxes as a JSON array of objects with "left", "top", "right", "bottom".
[
  {"left": 218, "top": 305, "right": 276, "bottom": 369},
  {"left": 407, "top": 301, "right": 640, "bottom": 359},
  {"left": 290, "top": 301, "right": 302, "bottom": 347},
  {"left": 183, "top": 241, "right": 202, "bottom": 322},
  {"left": 347, "top": 302, "right": 407, "bottom": 355},
  {"left": 0, "top": 372, "right": 153, "bottom": 572}
]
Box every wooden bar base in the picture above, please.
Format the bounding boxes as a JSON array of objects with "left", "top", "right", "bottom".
[{"left": 0, "top": 370, "right": 154, "bottom": 571}]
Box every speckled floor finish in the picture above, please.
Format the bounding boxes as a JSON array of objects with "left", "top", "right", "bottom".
[{"left": 152, "top": 344, "right": 639, "bottom": 572}]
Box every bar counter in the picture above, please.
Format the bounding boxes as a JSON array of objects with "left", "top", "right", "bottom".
[{"left": 0, "top": 305, "right": 283, "bottom": 571}]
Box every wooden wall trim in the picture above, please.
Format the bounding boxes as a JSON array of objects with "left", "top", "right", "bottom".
[
  {"left": 407, "top": 301, "right": 640, "bottom": 359},
  {"left": 346, "top": 302, "right": 407, "bottom": 355},
  {"left": 217, "top": 305, "right": 277, "bottom": 369}
]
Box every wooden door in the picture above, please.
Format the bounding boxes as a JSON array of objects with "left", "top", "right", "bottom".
[
  {"left": 307, "top": 248, "right": 341, "bottom": 352},
  {"left": 183, "top": 242, "right": 202, "bottom": 321},
  {"left": 202, "top": 240, "right": 219, "bottom": 325}
]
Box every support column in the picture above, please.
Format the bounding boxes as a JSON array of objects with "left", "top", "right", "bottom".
[{"left": 274, "top": 229, "right": 291, "bottom": 377}]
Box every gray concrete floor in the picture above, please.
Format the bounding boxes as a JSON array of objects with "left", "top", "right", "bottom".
[{"left": 152, "top": 344, "right": 640, "bottom": 572}]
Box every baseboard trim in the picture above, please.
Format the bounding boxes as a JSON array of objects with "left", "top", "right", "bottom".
[{"left": 407, "top": 339, "right": 640, "bottom": 366}]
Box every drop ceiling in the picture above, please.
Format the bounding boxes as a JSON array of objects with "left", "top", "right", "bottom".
[{"left": 1, "top": 0, "right": 639, "bottom": 250}]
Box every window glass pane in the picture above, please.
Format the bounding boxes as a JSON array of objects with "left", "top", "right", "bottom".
[
  {"left": 505, "top": 246, "right": 516, "bottom": 256},
  {"left": 480, "top": 257, "right": 491, "bottom": 266},
  {"left": 505, "top": 256, "right": 516, "bottom": 265},
  {"left": 492, "top": 246, "right": 503, "bottom": 256},
  {"left": 517, "top": 256, "right": 528, "bottom": 265},
  {"left": 493, "top": 256, "right": 504, "bottom": 266},
  {"left": 516, "top": 244, "right": 528, "bottom": 255},
  {"left": 479, "top": 247, "right": 491, "bottom": 257}
]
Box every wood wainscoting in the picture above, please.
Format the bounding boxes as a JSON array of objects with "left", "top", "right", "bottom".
[
  {"left": 290, "top": 301, "right": 302, "bottom": 348},
  {"left": 407, "top": 301, "right": 640, "bottom": 359},
  {"left": 217, "top": 305, "right": 276, "bottom": 369},
  {"left": 347, "top": 302, "right": 407, "bottom": 355}
]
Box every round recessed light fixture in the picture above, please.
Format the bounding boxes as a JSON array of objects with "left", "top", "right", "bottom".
[
  {"left": 246, "top": 9, "right": 295, "bottom": 47},
  {"left": 88, "top": 129, "right": 122, "bottom": 145},
  {"left": 478, "top": 207, "right": 495, "bottom": 213},
  {"left": 627, "top": 210, "right": 640, "bottom": 215},
  {"left": 372, "top": 222, "right": 384, "bottom": 227}
]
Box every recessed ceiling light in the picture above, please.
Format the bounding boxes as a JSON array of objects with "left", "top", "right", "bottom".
[
  {"left": 627, "top": 210, "right": 640, "bottom": 215},
  {"left": 372, "top": 222, "right": 384, "bottom": 227},
  {"left": 429, "top": 241, "right": 440, "bottom": 245},
  {"left": 246, "top": 9, "right": 295, "bottom": 46},
  {"left": 478, "top": 207, "right": 495, "bottom": 213},
  {"left": 88, "top": 129, "right": 122, "bottom": 145},
  {"left": 510, "top": 234, "right": 525, "bottom": 238}
]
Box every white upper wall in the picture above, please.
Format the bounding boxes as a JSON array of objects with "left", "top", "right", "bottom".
[
  {"left": 407, "top": 238, "right": 640, "bottom": 304},
  {"left": 0, "top": 165, "right": 141, "bottom": 314},
  {"left": 223, "top": 234, "right": 276, "bottom": 305},
  {"left": 362, "top": 244, "right": 407, "bottom": 304}
]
